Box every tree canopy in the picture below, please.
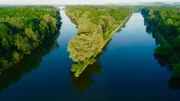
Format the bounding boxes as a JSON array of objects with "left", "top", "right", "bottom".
[
  {"left": 66, "top": 6, "right": 132, "bottom": 77},
  {"left": 141, "top": 6, "right": 180, "bottom": 78},
  {"left": 0, "top": 6, "right": 61, "bottom": 71}
]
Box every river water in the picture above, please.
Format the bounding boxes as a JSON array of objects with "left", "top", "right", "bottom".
[{"left": 0, "top": 11, "right": 179, "bottom": 101}]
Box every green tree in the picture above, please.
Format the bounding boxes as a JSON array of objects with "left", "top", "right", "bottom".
[
  {"left": 12, "top": 51, "right": 21, "bottom": 63},
  {"left": 0, "top": 6, "right": 61, "bottom": 69},
  {"left": 68, "top": 34, "right": 95, "bottom": 62},
  {"left": 1, "top": 38, "right": 10, "bottom": 49}
]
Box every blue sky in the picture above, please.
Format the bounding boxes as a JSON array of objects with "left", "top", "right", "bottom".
[{"left": 0, "top": 0, "right": 179, "bottom": 5}]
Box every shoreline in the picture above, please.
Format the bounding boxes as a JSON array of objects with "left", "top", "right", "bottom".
[{"left": 73, "top": 13, "right": 133, "bottom": 77}]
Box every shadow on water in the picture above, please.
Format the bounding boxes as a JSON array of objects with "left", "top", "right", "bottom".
[
  {"left": 153, "top": 54, "right": 180, "bottom": 90},
  {"left": 169, "top": 77, "right": 180, "bottom": 90},
  {"left": 70, "top": 39, "right": 111, "bottom": 92},
  {"left": 70, "top": 61, "right": 102, "bottom": 92},
  {"left": 142, "top": 13, "right": 180, "bottom": 90},
  {"left": 152, "top": 33, "right": 180, "bottom": 90},
  {"left": 0, "top": 31, "right": 61, "bottom": 93},
  {"left": 69, "top": 15, "right": 130, "bottom": 91},
  {"left": 154, "top": 54, "right": 172, "bottom": 71}
]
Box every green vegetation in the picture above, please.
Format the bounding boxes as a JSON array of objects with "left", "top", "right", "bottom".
[
  {"left": 0, "top": 6, "right": 61, "bottom": 72},
  {"left": 0, "top": 33, "right": 60, "bottom": 92},
  {"left": 141, "top": 7, "right": 180, "bottom": 77},
  {"left": 66, "top": 6, "right": 132, "bottom": 77}
]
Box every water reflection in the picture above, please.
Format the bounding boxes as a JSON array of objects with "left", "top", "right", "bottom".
[
  {"left": 154, "top": 54, "right": 172, "bottom": 71},
  {"left": 71, "top": 39, "right": 111, "bottom": 92},
  {"left": 169, "top": 77, "right": 180, "bottom": 90},
  {"left": 71, "top": 61, "right": 102, "bottom": 92},
  {"left": 0, "top": 32, "right": 60, "bottom": 93},
  {"left": 152, "top": 33, "right": 180, "bottom": 90},
  {"left": 142, "top": 13, "right": 180, "bottom": 90}
]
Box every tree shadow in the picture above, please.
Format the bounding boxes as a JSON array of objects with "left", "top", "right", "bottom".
[
  {"left": 142, "top": 11, "right": 180, "bottom": 90},
  {"left": 168, "top": 77, "right": 180, "bottom": 90},
  {"left": 0, "top": 31, "right": 61, "bottom": 93},
  {"left": 70, "top": 39, "right": 112, "bottom": 92}
]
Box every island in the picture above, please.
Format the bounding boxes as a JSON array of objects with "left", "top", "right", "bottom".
[{"left": 66, "top": 6, "right": 133, "bottom": 77}]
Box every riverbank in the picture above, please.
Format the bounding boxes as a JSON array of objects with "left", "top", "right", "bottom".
[
  {"left": 72, "top": 13, "right": 132, "bottom": 77},
  {"left": 0, "top": 6, "right": 61, "bottom": 75},
  {"left": 1, "top": 11, "right": 180, "bottom": 101},
  {"left": 142, "top": 11, "right": 180, "bottom": 77},
  {"left": 150, "top": 27, "right": 180, "bottom": 77}
]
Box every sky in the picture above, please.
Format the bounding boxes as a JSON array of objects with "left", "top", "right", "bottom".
[{"left": 0, "top": 0, "right": 179, "bottom": 5}]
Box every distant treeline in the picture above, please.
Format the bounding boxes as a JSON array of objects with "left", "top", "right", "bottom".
[
  {"left": 141, "top": 7, "right": 180, "bottom": 77},
  {"left": 66, "top": 6, "right": 132, "bottom": 77},
  {"left": 0, "top": 6, "right": 61, "bottom": 71}
]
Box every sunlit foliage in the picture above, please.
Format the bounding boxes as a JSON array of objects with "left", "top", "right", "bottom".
[
  {"left": 66, "top": 6, "right": 132, "bottom": 77},
  {"left": 0, "top": 6, "right": 61, "bottom": 70},
  {"left": 142, "top": 7, "right": 180, "bottom": 77}
]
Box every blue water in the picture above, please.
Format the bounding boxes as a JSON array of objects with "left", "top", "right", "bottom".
[{"left": 0, "top": 11, "right": 179, "bottom": 101}]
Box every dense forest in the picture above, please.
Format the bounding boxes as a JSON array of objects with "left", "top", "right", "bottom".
[
  {"left": 0, "top": 6, "right": 61, "bottom": 72},
  {"left": 0, "top": 32, "right": 60, "bottom": 92},
  {"left": 66, "top": 6, "right": 132, "bottom": 77},
  {"left": 141, "top": 7, "right": 180, "bottom": 77}
]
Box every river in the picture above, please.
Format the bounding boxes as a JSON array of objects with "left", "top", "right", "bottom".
[{"left": 0, "top": 11, "right": 179, "bottom": 101}]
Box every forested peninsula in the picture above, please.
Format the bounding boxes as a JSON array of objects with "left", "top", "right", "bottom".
[
  {"left": 66, "top": 6, "right": 132, "bottom": 77},
  {"left": 141, "top": 7, "right": 180, "bottom": 77},
  {"left": 0, "top": 6, "right": 61, "bottom": 73}
]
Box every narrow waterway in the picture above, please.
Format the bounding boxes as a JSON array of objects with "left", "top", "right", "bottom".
[{"left": 0, "top": 11, "right": 179, "bottom": 101}]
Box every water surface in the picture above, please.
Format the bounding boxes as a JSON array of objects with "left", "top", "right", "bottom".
[{"left": 0, "top": 11, "right": 179, "bottom": 101}]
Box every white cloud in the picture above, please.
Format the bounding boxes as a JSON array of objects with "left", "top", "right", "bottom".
[{"left": 0, "top": 0, "right": 179, "bottom": 5}]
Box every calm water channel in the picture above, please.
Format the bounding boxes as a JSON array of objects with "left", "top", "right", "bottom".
[{"left": 0, "top": 10, "right": 179, "bottom": 101}]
